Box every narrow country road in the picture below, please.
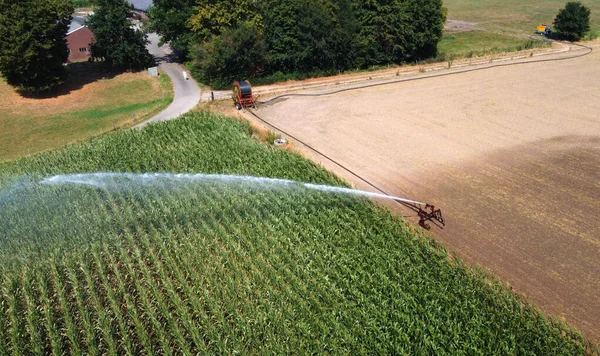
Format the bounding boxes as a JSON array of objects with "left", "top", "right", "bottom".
[{"left": 136, "top": 33, "right": 201, "bottom": 128}]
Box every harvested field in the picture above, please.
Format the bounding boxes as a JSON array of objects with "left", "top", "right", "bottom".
[{"left": 251, "top": 42, "right": 600, "bottom": 341}]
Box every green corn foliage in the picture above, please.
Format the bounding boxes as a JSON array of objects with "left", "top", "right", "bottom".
[
  {"left": 139, "top": 229, "right": 206, "bottom": 352},
  {"left": 89, "top": 247, "right": 135, "bottom": 355},
  {"left": 0, "top": 272, "right": 9, "bottom": 355},
  {"left": 48, "top": 263, "right": 81, "bottom": 355},
  {"left": 101, "top": 243, "right": 155, "bottom": 355},
  {"left": 0, "top": 111, "right": 595, "bottom": 354},
  {"left": 117, "top": 234, "right": 174, "bottom": 354},
  {"left": 77, "top": 255, "right": 118, "bottom": 354},
  {"left": 36, "top": 268, "right": 63, "bottom": 355},
  {"left": 63, "top": 260, "right": 99, "bottom": 355},
  {"left": 21, "top": 268, "right": 45, "bottom": 355},
  {"left": 3, "top": 273, "right": 26, "bottom": 355},
  {"left": 123, "top": 232, "right": 189, "bottom": 355}
]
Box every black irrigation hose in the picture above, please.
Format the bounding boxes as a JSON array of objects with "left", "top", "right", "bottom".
[
  {"left": 246, "top": 108, "right": 428, "bottom": 223},
  {"left": 248, "top": 38, "right": 593, "bottom": 227},
  {"left": 257, "top": 38, "right": 592, "bottom": 105}
]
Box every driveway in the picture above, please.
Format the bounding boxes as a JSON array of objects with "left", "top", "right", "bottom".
[{"left": 136, "top": 33, "right": 201, "bottom": 128}]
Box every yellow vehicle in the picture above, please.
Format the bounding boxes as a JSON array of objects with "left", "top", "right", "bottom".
[{"left": 536, "top": 24, "right": 551, "bottom": 35}]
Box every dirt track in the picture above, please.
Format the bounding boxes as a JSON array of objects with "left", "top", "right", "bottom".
[{"left": 251, "top": 43, "right": 600, "bottom": 341}]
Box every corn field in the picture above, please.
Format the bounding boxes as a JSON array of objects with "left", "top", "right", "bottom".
[{"left": 0, "top": 111, "right": 593, "bottom": 354}]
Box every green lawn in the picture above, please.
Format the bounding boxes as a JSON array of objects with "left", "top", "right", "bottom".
[
  {"left": 437, "top": 31, "right": 550, "bottom": 59},
  {"left": 444, "top": 0, "right": 600, "bottom": 38},
  {"left": 0, "top": 62, "right": 173, "bottom": 162},
  {"left": 0, "top": 111, "right": 595, "bottom": 354}
]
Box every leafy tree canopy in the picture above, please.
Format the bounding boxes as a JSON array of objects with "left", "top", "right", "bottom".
[
  {"left": 263, "top": 0, "right": 343, "bottom": 73},
  {"left": 186, "top": 0, "right": 445, "bottom": 88},
  {"left": 191, "top": 21, "right": 266, "bottom": 88},
  {"left": 553, "top": 1, "right": 591, "bottom": 41},
  {"left": 188, "top": 0, "right": 263, "bottom": 42},
  {"left": 0, "top": 0, "right": 73, "bottom": 93},
  {"left": 147, "top": 0, "right": 196, "bottom": 59},
  {"left": 87, "top": 0, "right": 153, "bottom": 70}
]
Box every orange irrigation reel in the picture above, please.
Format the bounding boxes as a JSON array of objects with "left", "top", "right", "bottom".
[{"left": 232, "top": 80, "right": 259, "bottom": 110}]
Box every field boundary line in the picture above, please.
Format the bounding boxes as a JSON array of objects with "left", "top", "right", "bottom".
[{"left": 202, "top": 40, "right": 590, "bottom": 103}]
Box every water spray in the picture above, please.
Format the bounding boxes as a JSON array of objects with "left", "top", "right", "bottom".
[
  {"left": 304, "top": 182, "right": 444, "bottom": 229},
  {"left": 41, "top": 173, "right": 445, "bottom": 229}
]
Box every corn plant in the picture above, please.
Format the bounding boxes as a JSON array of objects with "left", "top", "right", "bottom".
[{"left": 0, "top": 111, "right": 592, "bottom": 354}]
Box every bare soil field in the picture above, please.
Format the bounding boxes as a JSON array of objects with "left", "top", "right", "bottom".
[{"left": 250, "top": 43, "right": 600, "bottom": 341}]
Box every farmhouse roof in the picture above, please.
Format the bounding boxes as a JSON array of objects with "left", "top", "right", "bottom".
[
  {"left": 66, "top": 25, "right": 91, "bottom": 36},
  {"left": 68, "top": 16, "right": 87, "bottom": 34}
]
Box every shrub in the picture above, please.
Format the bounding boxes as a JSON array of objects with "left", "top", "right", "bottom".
[{"left": 553, "top": 2, "right": 591, "bottom": 41}]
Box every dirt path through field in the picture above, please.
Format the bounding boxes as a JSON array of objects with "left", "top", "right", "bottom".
[{"left": 250, "top": 43, "right": 600, "bottom": 341}]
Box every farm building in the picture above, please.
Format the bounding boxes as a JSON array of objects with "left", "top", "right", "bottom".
[{"left": 66, "top": 17, "right": 95, "bottom": 62}]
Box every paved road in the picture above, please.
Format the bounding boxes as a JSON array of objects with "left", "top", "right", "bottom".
[{"left": 136, "top": 33, "right": 201, "bottom": 128}]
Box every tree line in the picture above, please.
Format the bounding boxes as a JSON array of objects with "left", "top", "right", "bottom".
[
  {"left": 0, "top": 0, "right": 151, "bottom": 93},
  {"left": 0, "top": 0, "right": 592, "bottom": 93},
  {"left": 149, "top": 0, "right": 445, "bottom": 88}
]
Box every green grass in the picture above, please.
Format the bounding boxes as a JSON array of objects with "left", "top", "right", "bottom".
[
  {"left": 439, "top": 1, "right": 599, "bottom": 64},
  {"left": 0, "top": 111, "right": 596, "bottom": 354},
  {"left": 0, "top": 63, "right": 173, "bottom": 162},
  {"left": 444, "top": 0, "right": 600, "bottom": 37},
  {"left": 437, "top": 31, "right": 551, "bottom": 60}
]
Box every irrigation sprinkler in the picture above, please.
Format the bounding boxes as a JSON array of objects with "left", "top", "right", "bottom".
[
  {"left": 388, "top": 196, "right": 445, "bottom": 230},
  {"left": 416, "top": 203, "right": 445, "bottom": 230}
]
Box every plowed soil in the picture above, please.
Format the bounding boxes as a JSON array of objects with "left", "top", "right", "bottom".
[{"left": 251, "top": 43, "right": 600, "bottom": 341}]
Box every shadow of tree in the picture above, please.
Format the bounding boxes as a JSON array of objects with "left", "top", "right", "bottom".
[
  {"left": 544, "top": 31, "right": 577, "bottom": 42},
  {"left": 18, "top": 61, "right": 143, "bottom": 99},
  {"left": 154, "top": 52, "right": 179, "bottom": 65}
]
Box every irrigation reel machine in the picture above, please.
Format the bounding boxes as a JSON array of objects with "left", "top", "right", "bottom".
[{"left": 232, "top": 80, "right": 259, "bottom": 110}]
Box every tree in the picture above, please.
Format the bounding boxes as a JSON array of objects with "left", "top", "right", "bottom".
[
  {"left": 553, "top": 1, "right": 591, "bottom": 41},
  {"left": 352, "top": 0, "right": 444, "bottom": 67},
  {"left": 352, "top": 0, "right": 411, "bottom": 67},
  {"left": 263, "top": 0, "right": 345, "bottom": 73},
  {"left": 403, "top": 0, "right": 444, "bottom": 60},
  {"left": 87, "top": 0, "right": 153, "bottom": 70},
  {"left": 187, "top": 0, "right": 446, "bottom": 85},
  {"left": 0, "top": 0, "right": 73, "bottom": 93},
  {"left": 192, "top": 21, "right": 266, "bottom": 88},
  {"left": 147, "top": 0, "right": 196, "bottom": 60},
  {"left": 188, "top": 0, "right": 263, "bottom": 42}
]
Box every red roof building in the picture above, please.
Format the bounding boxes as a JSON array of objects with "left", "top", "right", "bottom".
[{"left": 66, "top": 26, "right": 95, "bottom": 62}]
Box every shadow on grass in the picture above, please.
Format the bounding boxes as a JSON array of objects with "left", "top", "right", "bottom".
[
  {"left": 542, "top": 32, "right": 583, "bottom": 42},
  {"left": 19, "top": 61, "right": 133, "bottom": 99}
]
